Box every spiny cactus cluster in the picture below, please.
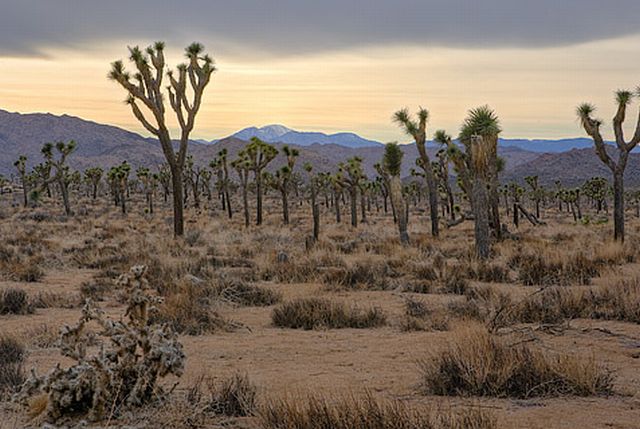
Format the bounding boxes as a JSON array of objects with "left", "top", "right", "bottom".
[{"left": 16, "top": 265, "right": 185, "bottom": 423}]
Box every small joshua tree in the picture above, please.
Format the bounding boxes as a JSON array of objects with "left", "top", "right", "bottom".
[
  {"left": 524, "top": 175, "right": 543, "bottom": 219},
  {"left": 136, "top": 166, "right": 157, "bottom": 214},
  {"left": 231, "top": 155, "right": 252, "bottom": 228},
  {"left": 16, "top": 265, "right": 185, "bottom": 423},
  {"left": 13, "top": 155, "right": 29, "bottom": 207},
  {"left": 382, "top": 142, "right": 409, "bottom": 244},
  {"left": 107, "top": 162, "right": 131, "bottom": 214},
  {"left": 42, "top": 141, "right": 78, "bottom": 216},
  {"left": 303, "top": 162, "right": 320, "bottom": 243},
  {"left": 393, "top": 107, "right": 439, "bottom": 237},
  {"left": 110, "top": 42, "right": 215, "bottom": 237},
  {"left": 265, "top": 145, "right": 299, "bottom": 224},
  {"left": 84, "top": 167, "right": 104, "bottom": 200},
  {"left": 337, "top": 157, "right": 364, "bottom": 227},
  {"left": 210, "top": 148, "right": 233, "bottom": 218},
  {"left": 577, "top": 89, "right": 640, "bottom": 241},
  {"left": 433, "top": 131, "right": 456, "bottom": 220},
  {"left": 239, "top": 137, "right": 278, "bottom": 226}
]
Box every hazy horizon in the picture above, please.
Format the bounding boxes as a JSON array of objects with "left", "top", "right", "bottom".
[{"left": 2, "top": 1, "right": 640, "bottom": 142}]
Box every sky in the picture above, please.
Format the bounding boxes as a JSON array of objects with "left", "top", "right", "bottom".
[{"left": 1, "top": 0, "right": 640, "bottom": 142}]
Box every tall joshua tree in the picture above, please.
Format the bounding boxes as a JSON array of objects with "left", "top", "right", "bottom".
[
  {"left": 459, "top": 106, "right": 502, "bottom": 239},
  {"left": 240, "top": 137, "right": 278, "bottom": 226},
  {"left": 210, "top": 148, "right": 233, "bottom": 219},
  {"left": 382, "top": 143, "right": 409, "bottom": 244},
  {"left": 433, "top": 131, "right": 456, "bottom": 221},
  {"left": 109, "top": 41, "right": 214, "bottom": 237},
  {"left": 577, "top": 89, "right": 640, "bottom": 241},
  {"left": 393, "top": 107, "right": 439, "bottom": 237}
]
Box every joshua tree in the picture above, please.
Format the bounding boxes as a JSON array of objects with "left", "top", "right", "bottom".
[
  {"left": 393, "top": 107, "right": 439, "bottom": 237},
  {"left": 42, "top": 141, "right": 77, "bottom": 216},
  {"left": 330, "top": 173, "right": 344, "bottom": 223},
  {"left": 524, "top": 175, "right": 543, "bottom": 219},
  {"left": 136, "top": 167, "right": 157, "bottom": 214},
  {"left": 13, "top": 155, "right": 29, "bottom": 207},
  {"left": 577, "top": 89, "right": 640, "bottom": 241},
  {"left": 459, "top": 106, "right": 502, "bottom": 239},
  {"left": 158, "top": 164, "right": 172, "bottom": 203},
  {"left": 337, "top": 156, "right": 364, "bottom": 227},
  {"left": 84, "top": 167, "right": 103, "bottom": 200},
  {"left": 265, "top": 145, "right": 299, "bottom": 224},
  {"left": 231, "top": 155, "right": 252, "bottom": 228},
  {"left": 210, "top": 148, "right": 233, "bottom": 218},
  {"left": 184, "top": 155, "right": 203, "bottom": 209},
  {"left": 108, "top": 162, "right": 131, "bottom": 214},
  {"left": 239, "top": 137, "right": 278, "bottom": 226},
  {"left": 109, "top": 42, "right": 215, "bottom": 237},
  {"left": 303, "top": 162, "right": 320, "bottom": 243},
  {"left": 33, "top": 162, "right": 53, "bottom": 198},
  {"left": 433, "top": 131, "right": 456, "bottom": 220},
  {"left": 382, "top": 142, "right": 409, "bottom": 244},
  {"left": 582, "top": 176, "right": 609, "bottom": 213},
  {"left": 508, "top": 182, "right": 525, "bottom": 227}
]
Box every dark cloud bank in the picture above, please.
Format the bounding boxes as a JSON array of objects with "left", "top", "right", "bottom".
[{"left": 2, "top": 0, "right": 639, "bottom": 56}]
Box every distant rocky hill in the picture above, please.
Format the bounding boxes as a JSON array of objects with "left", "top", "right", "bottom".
[{"left": 0, "top": 108, "right": 628, "bottom": 188}]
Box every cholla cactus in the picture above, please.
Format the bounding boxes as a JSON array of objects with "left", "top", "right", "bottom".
[{"left": 16, "top": 265, "right": 185, "bottom": 423}]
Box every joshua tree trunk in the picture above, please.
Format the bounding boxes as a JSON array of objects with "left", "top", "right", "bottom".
[
  {"left": 350, "top": 188, "right": 358, "bottom": 227},
  {"left": 472, "top": 179, "right": 490, "bottom": 259},
  {"left": 334, "top": 190, "right": 341, "bottom": 223},
  {"left": 360, "top": 192, "right": 367, "bottom": 223},
  {"left": 310, "top": 181, "right": 320, "bottom": 241},
  {"left": 425, "top": 173, "right": 439, "bottom": 237},
  {"left": 241, "top": 185, "right": 249, "bottom": 228},
  {"left": 60, "top": 183, "right": 71, "bottom": 216},
  {"left": 225, "top": 190, "right": 232, "bottom": 219},
  {"left": 171, "top": 169, "right": 184, "bottom": 236},
  {"left": 613, "top": 172, "right": 624, "bottom": 241},
  {"left": 256, "top": 174, "right": 264, "bottom": 226},
  {"left": 281, "top": 189, "right": 289, "bottom": 224},
  {"left": 390, "top": 176, "right": 409, "bottom": 244}
]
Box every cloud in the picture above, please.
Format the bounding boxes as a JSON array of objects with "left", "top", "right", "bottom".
[{"left": 2, "top": 0, "right": 640, "bottom": 57}]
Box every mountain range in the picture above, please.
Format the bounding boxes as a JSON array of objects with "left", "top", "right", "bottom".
[{"left": 0, "top": 108, "right": 631, "bottom": 187}]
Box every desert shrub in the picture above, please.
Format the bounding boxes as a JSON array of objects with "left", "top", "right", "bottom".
[
  {"left": 439, "top": 271, "right": 470, "bottom": 295},
  {"left": 184, "top": 229, "right": 205, "bottom": 247},
  {"left": 152, "top": 280, "right": 229, "bottom": 335},
  {"left": 0, "top": 256, "right": 45, "bottom": 282},
  {"left": 16, "top": 265, "right": 186, "bottom": 423},
  {"left": 321, "top": 259, "right": 395, "bottom": 290},
  {"left": 0, "top": 335, "right": 26, "bottom": 396},
  {"left": 467, "top": 263, "right": 510, "bottom": 283},
  {"left": 80, "top": 277, "right": 112, "bottom": 301},
  {"left": 0, "top": 288, "right": 32, "bottom": 315},
  {"left": 419, "top": 325, "right": 613, "bottom": 398},
  {"left": 511, "top": 252, "right": 599, "bottom": 286},
  {"left": 23, "top": 324, "right": 59, "bottom": 349},
  {"left": 30, "top": 292, "right": 80, "bottom": 309},
  {"left": 214, "top": 278, "right": 281, "bottom": 307},
  {"left": 513, "top": 287, "right": 587, "bottom": 324},
  {"left": 585, "top": 278, "right": 640, "bottom": 323},
  {"left": 189, "top": 373, "right": 257, "bottom": 417},
  {"left": 260, "top": 393, "right": 497, "bottom": 429},
  {"left": 272, "top": 298, "right": 386, "bottom": 330},
  {"left": 401, "top": 297, "right": 449, "bottom": 332}
]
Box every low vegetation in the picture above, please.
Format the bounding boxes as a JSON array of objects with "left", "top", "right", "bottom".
[{"left": 272, "top": 298, "right": 387, "bottom": 329}]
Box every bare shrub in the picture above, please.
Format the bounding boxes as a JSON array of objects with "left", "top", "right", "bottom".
[
  {"left": 0, "top": 335, "right": 26, "bottom": 396},
  {"left": 419, "top": 325, "right": 613, "bottom": 398},
  {"left": 511, "top": 252, "right": 599, "bottom": 286},
  {"left": 16, "top": 265, "right": 186, "bottom": 423},
  {"left": 189, "top": 373, "right": 257, "bottom": 417},
  {"left": 0, "top": 288, "right": 32, "bottom": 315},
  {"left": 401, "top": 297, "right": 449, "bottom": 332},
  {"left": 214, "top": 278, "right": 281, "bottom": 307},
  {"left": 272, "top": 298, "right": 386, "bottom": 329},
  {"left": 322, "top": 259, "right": 394, "bottom": 290},
  {"left": 585, "top": 277, "right": 640, "bottom": 323},
  {"left": 260, "top": 393, "right": 497, "bottom": 429}
]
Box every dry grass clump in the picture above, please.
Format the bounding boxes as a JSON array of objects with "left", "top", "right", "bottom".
[
  {"left": 448, "top": 286, "right": 512, "bottom": 327},
  {"left": 0, "top": 288, "right": 33, "bottom": 315},
  {"left": 419, "top": 325, "right": 613, "bottom": 398},
  {"left": 510, "top": 251, "right": 599, "bottom": 286},
  {"left": 260, "top": 393, "right": 497, "bottom": 429},
  {"left": 401, "top": 297, "right": 449, "bottom": 332},
  {"left": 188, "top": 373, "right": 257, "bottom": 417},
  {"left": 213, "top": 278, "right": 281, "bottom": 307},
  {"left": 151, "top": 279, "right": 230, "bottom": 335},
  {"left": 0, "top": 335, "right": 26, "bottom": 397},
  {"left": 321, "top": 259, "right": 395, "bottom": 290},
  {"left": 272, "top": 298, "right": 386, "bottom": 330},
  {"left": 463, "top": 262, "right": 510, "bottom": 283},
  {"left": 0, "top": 254, "right": 45, "bottom": 282},
  {"left": 587, "top": 277, "right": 640, "bottom": 323},
  {"left": 514, "top": 287, "right": 587, "bottom": 324}
]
